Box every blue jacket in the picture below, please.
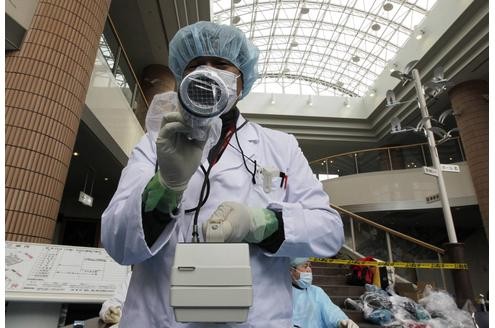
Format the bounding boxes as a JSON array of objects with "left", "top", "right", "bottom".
[{"left": 292, "top": 285, "right": 348, "bottom": 328}]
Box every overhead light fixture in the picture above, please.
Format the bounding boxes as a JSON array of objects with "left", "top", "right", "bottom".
[
  {"left": 290, "top": 41, "right": 299, "bottom": 48},
  {"left": 282, "top": 67, "right": 290, "bottom": 74},
  {"left": 301, "top": 7, "right": 309, "bottom": 14},
  {"left": 351, "top": 55, "right": 360, "bottom": 63},
  {"left": 104, "top": 177, "right": 109, "bottom": 181},
  {"left": 415, "top": 30, "right": 425, "bottom": 40},
  {"left": 78, "top": 191, "right": 93, "bottom": 207},
  {"left": 233, "top": 0, "right": 242, "bottom": 3},
  {"left": 336, "top": 81, "right": 344, "bottom": 88},
  {"left": 369, "top": 89, "right": 376, "bottom": 97},
  {"left": 383, "top": 2, "right": 394, "bottom": 11},
  {"left": 232, "top": 16, "right": 241, "bottom": 24},
  {"left": 371, "top": 23, "right": 381, "bottom": 31},
  {"left": 79, "top": 169, "right": 95, "bottom": 207},
  {"left": 73, "top": 152, "right": 79, "bottom": 156}
]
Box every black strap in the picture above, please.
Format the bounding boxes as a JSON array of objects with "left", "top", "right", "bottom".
[{"left": 256, "top": 209, "right": 285, "bottom": 253}]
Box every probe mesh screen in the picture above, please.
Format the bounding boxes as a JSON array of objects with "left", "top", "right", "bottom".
[{"left": 187, "top": 76, "right": 221, "bottom": 112}]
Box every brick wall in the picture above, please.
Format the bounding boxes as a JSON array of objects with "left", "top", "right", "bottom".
[
  {"left": 449, "top": 80, "right": 489, "bottom": 237},
  {"left": 5, "top": 0, "right": 110, "bottom": 242}
]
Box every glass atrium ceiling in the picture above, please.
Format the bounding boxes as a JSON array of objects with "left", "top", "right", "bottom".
[{"left": 211, "top": 0, "right": 438, "bottom": 97}]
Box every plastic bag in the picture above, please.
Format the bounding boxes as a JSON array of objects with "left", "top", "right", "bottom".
[
  {"left": 361, "top": 284, "right": 436, "bottom": 327},
  {"left": 419, "top": 285, "right": 475, "bottom": 328},
  {"left": 145, "top": 91, "right": 221, "bottom": 164},
  {"left": 388, "top": 294, "right": 431, "bottom": 325},
  {"left": 344, "top": 298, "right": 363, "bottom": 311},
  {"left": 361, "top": 284, "right": 394, "bottom": 325},
  {"left": 145, "top": 91, "right": 179, "bottom": 133}
]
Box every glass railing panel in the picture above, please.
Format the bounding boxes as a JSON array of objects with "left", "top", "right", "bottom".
[
  {"left": 99, "top": 32, "right": 132, "bottom": 106},
  {"left": 353, "top": 222, "right": 388, "bottom": 260},
  {"left": 341, "top": 214, "right": 450, "bottom": 290},
  {"left": 114, "top": 58, "right": 135, "bottom": 109},
  {"left": 98, "top": 19, "right": 146, "bottom": 117},
  {"left": 356, "top": 149, "right": 391, "bottom": 173},
  {"left": 416, "top": 252, "right": 449, "bottom": 292},
  {"left": 341, "top": 213, "right": 353, "bottom": 249},
  {"left": 336, "top": 206, "right": 460, "bottom": 295},
  {"left": 309, "top": 137, "right": 464, "bottom": 177},
  {"left": 100, "top": 24, "right": 120, "bottom": 74},
  {"left": 437, "top": 138, "right": 464, "bottom": 163},
  {"left": 421, "top": 145, "right": 433, "bottom": 167},
  {"left": 388, "top": 233, "right": 434, "bottom": 284},
  {"left": 327, "top": 154, "right": 356, "bottom": 176},
  {"left": 389, "top": 145, "right": 425, "bottom": 170},
  {"left": 310, "top": 160, "right": 328, "bottom": 176}
]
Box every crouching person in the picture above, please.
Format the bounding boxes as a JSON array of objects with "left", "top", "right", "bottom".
[{"left": 291, "top": 258, "right": 359, "bottom": 328}]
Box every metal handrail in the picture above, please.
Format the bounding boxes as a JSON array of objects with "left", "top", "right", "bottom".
[
  {"left": 106, "top": 15, "right": 149, "bottom": 109},
  {"left": 310, "top": 136, "right": 461, "bottom": 166},
  {"left": 331, "top": 203, "right": 445, "bottom": 255}
]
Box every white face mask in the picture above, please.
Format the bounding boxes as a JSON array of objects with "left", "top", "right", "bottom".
[
  {"left": 296, "top": 272, "right": 313, "bottom": 289},
  {"left": 178, "top": 65, "right": 240, "bottom": 119}
]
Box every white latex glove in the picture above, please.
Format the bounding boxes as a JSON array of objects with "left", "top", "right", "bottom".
[
  {"left": 339, "top": 319, "right": 359, "bottom": 328},
  {"left": 203, "top": 202, "right": 250, "bottom": 242},
  {"left": 102, "top": 305, "right": 121, "bottom": 324},
  {"left": 202, "top": 202, "right": 278, "bottom": 243},
  {"left": 156, "top": 112, "right": 206, "bottom": 191}
]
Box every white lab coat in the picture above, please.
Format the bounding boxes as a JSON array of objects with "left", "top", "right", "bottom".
[{"left": 101, "top": 114, "right": 344, "bottom": 328}]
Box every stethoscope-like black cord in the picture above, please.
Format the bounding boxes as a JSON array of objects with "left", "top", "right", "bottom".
[
  {"left": 154, "top": 121, "right": 255, "bottom": 224},
  {"left": 190, "top": 163, "right": 213, "bottom": 241},
  {"left": 184, "top": 165, "right": 210, "bottom": 214},
  {"left": 188, "top": 119, "right": 251, "bottom": 241},
  {"left": 234, "top": 125, "right": 257, "bottom": 184}
]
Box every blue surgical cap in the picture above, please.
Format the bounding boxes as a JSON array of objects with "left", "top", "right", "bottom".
[
  {"left": 168, "top": 21, "right": 259, "bottom": 99},
  {"left": 290, "top": 258, "right": 310, "bottom": 267}
]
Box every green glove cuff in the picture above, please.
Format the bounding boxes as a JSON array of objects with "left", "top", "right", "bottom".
[
  {"left": 243, "top": 208, "right": 279, "bottom": 243},
  {"left": 142, "top": 173, "right": 182, "bottom": 213}
]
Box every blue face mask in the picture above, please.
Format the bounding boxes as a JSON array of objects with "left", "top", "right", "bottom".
[{"left": 296, "top": 272, "right": 312, "bottom": 289}]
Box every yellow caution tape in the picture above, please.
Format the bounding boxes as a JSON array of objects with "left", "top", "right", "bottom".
[{"left": 309, "top": 257, "right": 468, "bottom": 270}]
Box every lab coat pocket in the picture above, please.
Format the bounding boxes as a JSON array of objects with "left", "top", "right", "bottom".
[
  {"left": 268, "top": 177, "right": 287, "bottom": 202},
  {"left": 249, "top": 176, "right": 286, "bottom": 206}
]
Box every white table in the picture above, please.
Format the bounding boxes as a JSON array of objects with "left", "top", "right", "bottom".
[{"left": 5, "top": 242, "right": 129, "bottom": 328}]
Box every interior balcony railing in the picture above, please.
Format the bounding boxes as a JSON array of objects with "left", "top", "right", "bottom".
[
  {"left": 310, "top": 137, "right": 465, "bottom": 180},
  {"left": 98, "top": 15, "right": 149, "bottom": 122},
  {"left": 332, "top": 203, "right": 450, "bottom": 292}
]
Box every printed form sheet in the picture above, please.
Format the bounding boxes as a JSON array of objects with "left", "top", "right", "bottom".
[{"left": 6, "top": 242, "right": 129, "bottom": 302}]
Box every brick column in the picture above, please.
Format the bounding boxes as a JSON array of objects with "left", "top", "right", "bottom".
[
  {"left": 449, "top": 80, "right": 489, "bottom": 237},
  {"left": 134, "top": 64, "right": 176, "bottom": 130},
  {"left": 5, "top": 0, "right": 110, "bottom": 243}
]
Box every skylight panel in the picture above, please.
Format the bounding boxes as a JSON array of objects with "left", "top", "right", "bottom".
[
  {"left": 212, "top": 0, "right": 230, "bottom": 12},
  {"left": 253, "top": 28, "right": 270, "bottom": 38},
  {"left": 212, "top": 0, "right": 437, "bottom": 96}
]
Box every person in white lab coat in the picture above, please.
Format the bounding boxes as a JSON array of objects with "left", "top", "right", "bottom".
[
  {"left": 99, "top": 271, "right": 132, "bottom": 326},
  {"left": 101, "top": 21, "right": 344, "bottom": 328}
]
